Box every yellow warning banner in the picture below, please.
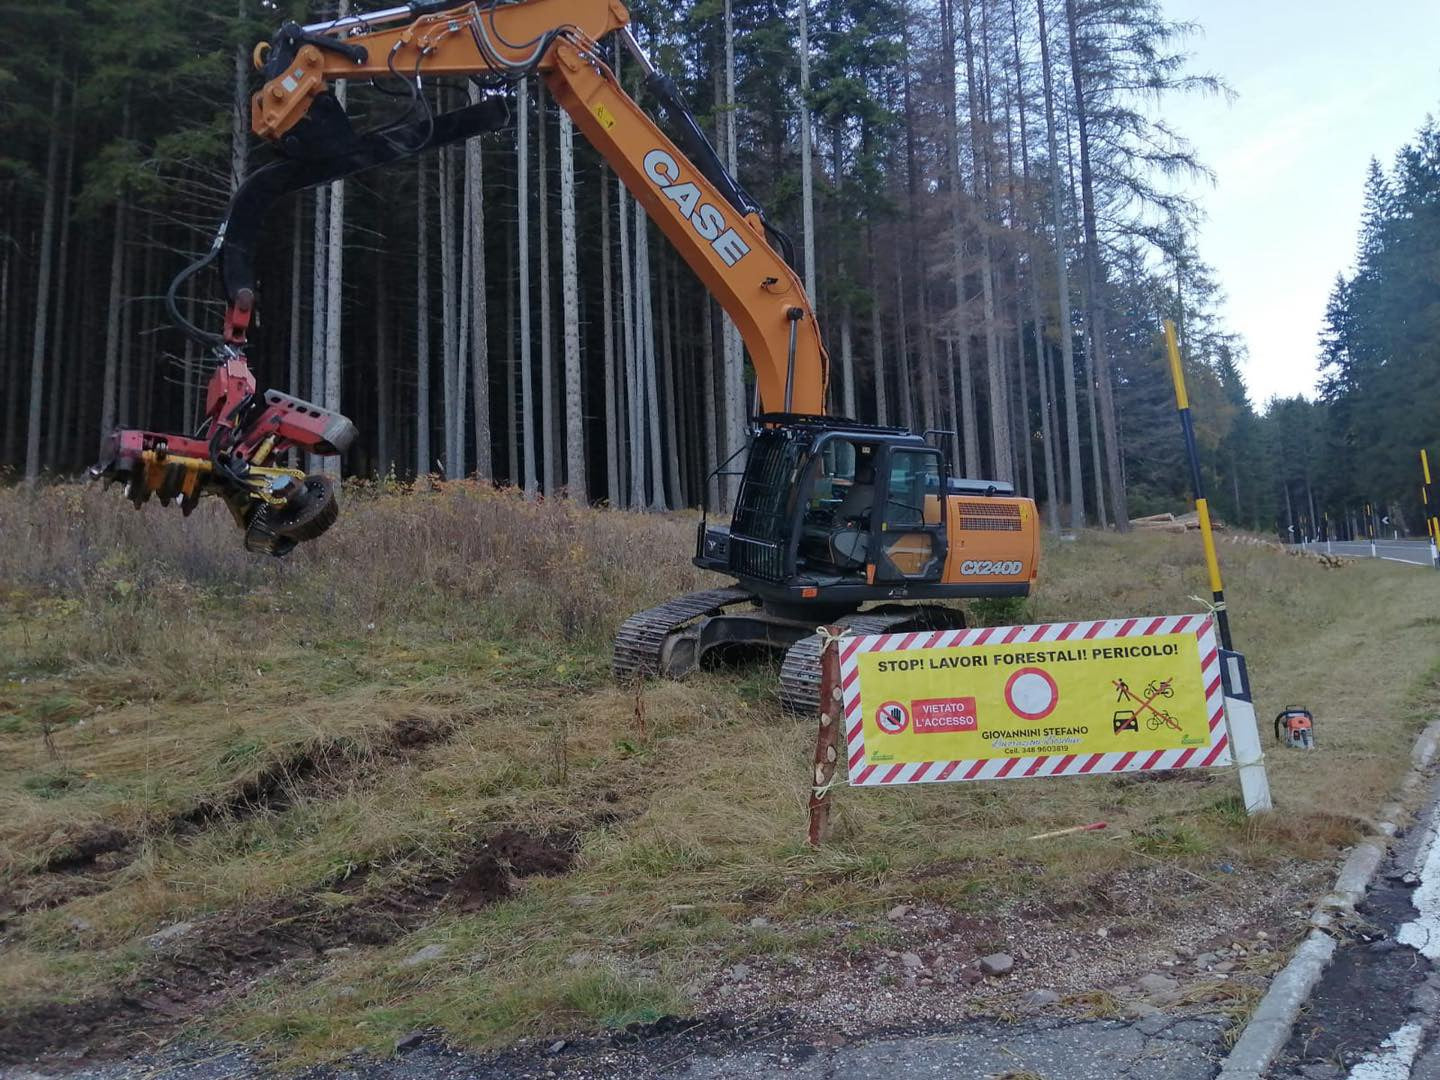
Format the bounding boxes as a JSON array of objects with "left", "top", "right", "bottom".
[{"left": 840, "top": 616, "right": 1228, "bottom": 784}]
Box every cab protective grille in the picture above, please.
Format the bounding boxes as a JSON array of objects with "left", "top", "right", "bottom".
[{"left": 727, "top": 429, "right": 802, "bottom": 582}]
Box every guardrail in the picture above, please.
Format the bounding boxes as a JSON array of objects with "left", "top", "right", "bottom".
[{"left": 1293, "top": 538, "right": 1439, "bottom": 568}]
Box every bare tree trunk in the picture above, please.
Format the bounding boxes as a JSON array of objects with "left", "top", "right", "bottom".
[
  {"left": 440, "top": 122, "right": 458, "bottom": 478},
  {"left": 323, "top": 173, "right": 345, "bottom": 475},
  {"left": 798, "top": 0, "right": 816, "bottom": 300},
  {"left": 835, "top": 305, "right": 855, "bottom": 418},
  {"left": 44, "top": 95, "right": 76, "bottom": 469},
  {"left": 506, "top": 206, "right": 519, "bottom": 485},
  {"left": 537, "top": 81, "right": 556, "bottom": 494},
  {"left": 659, "top": 252, "right": 684, "bottom": 505},
  {"left": 456, "top": 142, "right": 471, "bottom": 477},
  {"left": 1064, "top": 0, "right": 1128, "bottom": 529},
  {"left": 637, "top": 215, "right": 665, "bottom": 511},
  {"left": 517, "top": 77, "right": 537, "bottom": 495},
  {"left": 1043, "top": 328, "right": 1065, "bottom": 508},
  {"left": 309, "top": 185, "right": 327, "bottom": 472},
  {"left": 231, "top": 0, "right": 250, "bottom": 191},
  {"left": 416, "top": 155, "right": 432, "bottom": 478},
  {"left": 468, "top": 85, "right": 492, "bottom": 481},
  {"left": 720, "top": 0, "right": 745, "bottom": 507},
  {"left": 1036, "top": 0, "right": 1083, "bottom": 531},
  {"left": 701, "top": 294, "right": 718, "bottom": 506},
  {"left": 319, "top": 0, "right": 349, "bottom": 476},
  {"left": 116, "top": 222, "right": 137, "bottom": 428},
  {"left": 616, "top": 278, "right": 631, "bottom": 509},
  {"left": 917, "top": 268, "right": 938, "bottom": 436},
  {"left": 945, "top": 337, "right": 962, "bottom": 471},
  {"left": 376, "top": 251, "right": 391, "bottom": 476},
  {"left": 136, "top": 244, "right": 156, "bottom": 431},
  {"left": 1080, "top": 270, "right": 1107, "bottom": 527},
  {"left": 868, "top": 235, "right": 888, "bottom": 427},
  {"left": 619, "top": 180, "right": 642, "bottom": 508},
  {"left": 1011, "top": 0, "right": 1060, "bottom": 530},
  {"left": 99, "top": 134, "right": 129, "bottom": 445},
  {"left": 962, "top": 0, "right": 1011, "bottom": 481},
  {"left": 891, "top": 243, "right": 910, "bottom": 429},
  {"left": 938, "top": 0, "right": 977, "bottom": 473},
  {"left": 558, "top": 109, "right": 585, "bottom": 500},
  {"left": 24, "top": 76, "right": 62, "bottom": 483},
  {"left": 61, "top": 239, "right": 94, "bottom": 466},
  {"left": 286, "top": 208, "right": 302, "bottom": 465},
  {"left": 601, "top": 167, "right": 619, "bottom": 504},
  {"left": 0, "top": 249, "right": 15, "bottom": 464}
]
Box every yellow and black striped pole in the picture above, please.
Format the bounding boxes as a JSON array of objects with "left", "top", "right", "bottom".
[
  {"left": 1423, "top": 449, "right": 1439, "bottom": 568},
  {"left": 1164, "top": 319, "right": 1233, "bottom": 651}
]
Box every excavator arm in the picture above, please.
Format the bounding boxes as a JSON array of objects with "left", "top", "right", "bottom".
[{"left": 93, "top": 0, "right": 827, "bottom": 554}]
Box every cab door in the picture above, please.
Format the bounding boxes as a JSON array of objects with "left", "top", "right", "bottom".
[{"left": 870, "top": 446, "right": 948, "bottom": 584}]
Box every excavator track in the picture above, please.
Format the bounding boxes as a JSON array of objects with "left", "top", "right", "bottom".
[
  {"left": 776, "top": 605, "right": 967, "bottom": 716},
  {"left": 612, "top": 586, "right": 757, "bottom": 679}
]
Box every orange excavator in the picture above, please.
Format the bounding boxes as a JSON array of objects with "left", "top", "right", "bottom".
[{"left": 93, "top": 0, "right": 1040, "bottom": 709}]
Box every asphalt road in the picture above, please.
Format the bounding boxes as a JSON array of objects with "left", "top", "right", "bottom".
[
  {"left": 0, "top": 1015, "right": 1234, "bottom": 1080},
  {"left": 1296, "top": 539, "right": 1438, "bottom": 567},
  {"left": 1269, "top": 772, "right": 1440, "bottom": 1079}
]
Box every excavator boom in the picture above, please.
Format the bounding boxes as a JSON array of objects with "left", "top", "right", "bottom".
[{"left": 250, "top": 0, "right": 827, "bottom": 414}]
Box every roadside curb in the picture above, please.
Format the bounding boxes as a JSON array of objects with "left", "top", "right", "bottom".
[{"left": 1215, "top": 719, "right": 1440, "bottom": 1080}]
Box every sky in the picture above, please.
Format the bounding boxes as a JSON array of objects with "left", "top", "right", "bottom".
[{"left": 1157, "top": 0, "right": 1440, "bottom": 406}]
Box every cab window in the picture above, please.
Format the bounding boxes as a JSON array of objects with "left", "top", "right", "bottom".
[{"left": 885, "top": 450, "right": 942, "bottom": 528}]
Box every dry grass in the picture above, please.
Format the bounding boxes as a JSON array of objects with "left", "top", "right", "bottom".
[{"left": 1, "top": 482, "right": 1438, "bottom": 1061}]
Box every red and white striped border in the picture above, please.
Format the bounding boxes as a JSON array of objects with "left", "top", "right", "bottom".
[{"left": 839, "top": 615, "right": 1230, "bottom": 787}]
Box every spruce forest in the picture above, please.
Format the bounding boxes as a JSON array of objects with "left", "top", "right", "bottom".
[{"left": 1, "top": 0, "right": 1436, "bottom": 538}]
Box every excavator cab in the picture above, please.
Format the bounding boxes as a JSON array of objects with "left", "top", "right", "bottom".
[
  {"left": 695, "top": 417, "right": 1031, "bottom": 612},
  {"left": 786, "top": 429, "right": 948, "bottom": 586}
]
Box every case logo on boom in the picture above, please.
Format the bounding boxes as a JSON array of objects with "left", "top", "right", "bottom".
[{"left": 643, "top": 149, "right": 751, "bottom": 267}]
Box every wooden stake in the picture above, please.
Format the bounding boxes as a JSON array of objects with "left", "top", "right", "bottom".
[{"left": 807, "top": 626, "right": 845, "bottom": 847}]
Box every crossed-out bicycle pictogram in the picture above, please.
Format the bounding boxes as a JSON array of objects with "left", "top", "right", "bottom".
[{"left": 1112, "top": 676, "right": 1182, "bottom": 732}]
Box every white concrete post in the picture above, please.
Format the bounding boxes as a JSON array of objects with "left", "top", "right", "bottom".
[{"left": 1221, "top": 651, "right": 1273, "bottom": 815}]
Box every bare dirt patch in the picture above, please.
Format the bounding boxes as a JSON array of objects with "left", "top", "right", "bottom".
[
  {"left": 40, "top": 824, "right": 131, "bottom": 874},
  {"left": 176, "top": 714, "right": 459, "bottom": 831},
  {"left": 2, "top": 714, "right": 466, "bottom": 925},
  {"left": 0, "top": 827, "right": 577, "bottom": 1067}
]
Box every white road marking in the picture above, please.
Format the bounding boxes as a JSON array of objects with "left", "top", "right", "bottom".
[
  {"left": 1398, "top": 801, "right": 1440, "bottom": 959},
  {"left": 1380, "top": 556, "right": 1432, "bottom": 566},
  {"left": 1347, "top": 801, "right": 1440, "bottom": 1077},
  {"left": 1346, "top": 1021, "right": 1427, "bottom": 1080}
]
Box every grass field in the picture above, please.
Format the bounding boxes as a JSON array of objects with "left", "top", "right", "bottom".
[{"left": 2, "top": 482, "right": 1438, "bottom": 1065}]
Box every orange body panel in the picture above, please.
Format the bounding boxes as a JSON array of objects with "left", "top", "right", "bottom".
[
  {"left": 250, "top": 0, "right": 829, "bottom": 416},
  {"left": 883, "top": 533, "right": 937, "bottom": 576},
  {"left": 940, "top": 495, "right": 1040, "bottom": 588}
]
